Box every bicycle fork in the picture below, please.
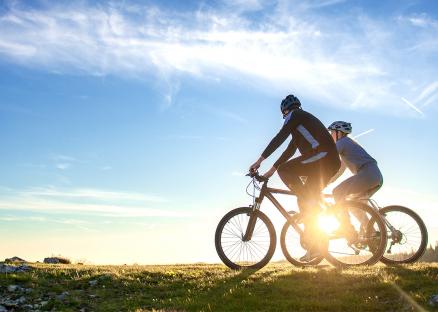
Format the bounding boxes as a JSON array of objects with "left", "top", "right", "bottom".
[{"left": 242, "top": 201, "right": 261, "bottom": 242}]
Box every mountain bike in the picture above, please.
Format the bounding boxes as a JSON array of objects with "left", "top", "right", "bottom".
[{"left": 215, "top": 172, "right": 387, "bottom": 270}]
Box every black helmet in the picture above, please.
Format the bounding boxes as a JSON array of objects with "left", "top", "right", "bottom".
[{"left": 280, "top": 94, "right": 301, "bottom": 114}]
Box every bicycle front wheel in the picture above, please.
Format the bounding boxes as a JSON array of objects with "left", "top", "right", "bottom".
[
  {"left": 280, "top": 212, "right": 323, "bottom": 267},
  {"left": 323, "top": 201, "right": 387, "bottom": 267},
  {"left": 215, "top": 207, "right": 276, "bottom": 270},
  {"left": 379, "top": 205, "right": 428, "bottom": 264}
]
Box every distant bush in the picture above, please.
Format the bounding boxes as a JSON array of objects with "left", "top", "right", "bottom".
[
  {"left": 44, "top": 256, "right": 71, "bottom": 264},
  {"left": 419, "top": 241, "right": 438, "bottom": 262}
]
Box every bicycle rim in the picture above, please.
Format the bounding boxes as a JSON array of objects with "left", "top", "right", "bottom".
[
  {"left": 379, "top": 206, "right": 428, "bottom": 264},
  {"left": 215, "top": 207, "right": 276, "bottom": 270},
  {"left": 324, "top": 202, "right": 387, "bottom": 267},
  {"left": 280, "top": 215, "right": 323, "bottom": 266}
]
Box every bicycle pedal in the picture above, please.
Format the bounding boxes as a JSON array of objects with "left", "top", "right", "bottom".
[{"left": 348, "top": 244, "right": 361, "bottom": 255}]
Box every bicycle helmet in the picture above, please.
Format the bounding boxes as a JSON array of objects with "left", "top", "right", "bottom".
[
  {"left": 280, "top": 94, "right": 301, "bottom": 114},
  {"left": 328, "top": 121, "right": 352, "bottom": 134}
]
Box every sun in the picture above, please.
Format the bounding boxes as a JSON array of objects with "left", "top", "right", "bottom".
[{"left": 318, "top": 214, "right": 340, "bottom": 233}]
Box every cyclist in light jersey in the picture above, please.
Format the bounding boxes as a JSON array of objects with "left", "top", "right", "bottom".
[{"left": 328, "top": 121, "right": 383, "bottom": 232}]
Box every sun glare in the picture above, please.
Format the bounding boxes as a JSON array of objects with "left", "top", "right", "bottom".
[{"left": 318, "top": 214, "right": 340, "bottom": 233}]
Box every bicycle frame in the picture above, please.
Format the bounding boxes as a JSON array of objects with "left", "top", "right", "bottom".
[
  {"left": 242, "top": 174, "right": 396, "bottom": 241},
  {"left": 326, "top": 194, "right": 399, "bottom": 235},
  {"left": 242, "top": 178, "right": 396, "bottom": 242},
  {"left": 243, "top": 180, "right": 302, "bottom": 241}
]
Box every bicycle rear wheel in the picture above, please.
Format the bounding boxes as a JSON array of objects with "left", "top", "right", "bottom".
[
  {"left": 280, "top": 212, "right": 323, "bottom": 266},
  {"left": 378, "top": 205, "right": 428, "bottom": 264},
  {"left": 323, "top": 201, "right": 387, "bottom": 267},
  {"left": 215, "top": 207, "right": 276, "bottom": 270}
]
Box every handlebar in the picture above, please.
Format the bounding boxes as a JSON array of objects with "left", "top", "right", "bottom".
[{"left": 246, "top": 171, "right": 269, "bottom": 183}]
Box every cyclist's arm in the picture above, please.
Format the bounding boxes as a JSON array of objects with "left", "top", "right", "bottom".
[
  {"left": 329, "top": 160, "right": 347, "bottom": 184},
  {"left": 273, "top": 139, "right": 297, "bottom": 169},
  {"left": 261, "top": 120, "right": 293, "bottom": 160},
  {"left": 329, "top": 140, "right": 346, "bottom": 183}
]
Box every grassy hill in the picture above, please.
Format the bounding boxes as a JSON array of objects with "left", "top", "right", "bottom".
[{"left": 1, "top": 262, "right": 437, "bottom": 311}]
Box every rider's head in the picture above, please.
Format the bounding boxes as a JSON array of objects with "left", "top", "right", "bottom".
[
  {"left": 328, "top": 121, "right": 352, "bottom": 142},
  {"left": 280, "top": 94, "right": 301, "bottom": 118}
]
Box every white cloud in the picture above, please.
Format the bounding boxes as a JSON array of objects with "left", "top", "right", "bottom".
[
  {"left": 401, "top": 97, "right": 425, "bottom": 117},
  {"left": 416, "top": 81, "right": 438, "bottom": 107},
  {"left": 405, "top": 15, "right": 438, "bottom": 29},
  {"left": 221, "top": 0, "right": 265, "bottom": 12},
  {"left": 56, "top": 163, "right": 71, "bottom": 170},
  {"left": 352, "top": 128, "right": 374, "bottom": 140},
  {"left": 0, "top": 196, "right": 182, "bottom": 218},
  {"left": 0, "top": 2, "right": 436, "bottom": 115},
  {"left": 51, "top": 154, "right": 77, "bottom": 162},
  {"left": 0, "top": 39, "right": 36, "bottom": 56},
  {"left": 22, "top": 186, "right": 167, "bottom": 203},
  {"left": 0, "top": 186, "right": 180, "bottom": 217}
]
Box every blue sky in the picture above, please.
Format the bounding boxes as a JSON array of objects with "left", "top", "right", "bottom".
[{"left": 0, "top": 0, "right": 437, "bottom": 264}]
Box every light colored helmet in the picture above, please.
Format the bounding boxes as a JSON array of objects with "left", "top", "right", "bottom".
[{"left": 328, "top": 121, "right": 352, "bottom": 134}]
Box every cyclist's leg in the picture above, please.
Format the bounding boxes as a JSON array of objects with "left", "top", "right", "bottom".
[
  {"left": 333, "top": 163, "right": 383, "bottom": 230},
  {"left": 278, "top": 154, "right": 340, "bottom": 248},
  {"left": 277, "top": 156, "right": 319, "bottom": 216},
  {"left": 333, "top": 162, "right": 383, "bottom": 203}
]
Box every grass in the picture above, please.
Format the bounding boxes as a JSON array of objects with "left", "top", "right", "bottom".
[{"left": 1, "top": 262, "right": 437, "bottom": 311}]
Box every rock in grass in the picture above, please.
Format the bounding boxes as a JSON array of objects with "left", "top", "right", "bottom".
[
  {"left": 7, "top": 285, "right": 19, "bottom": 292},
  {"left": 16, "top": 296, "right": 26, "bottom": 304},
  {"left": 0, "top": 264, "right": 31, "bottom": 273},
  {"left": 0, "top": 305, "right": 7, "bottom": 312},
  {"left": 43, "top": 257, "right": 71, "bottom": 264},
  {"left": 0, "top": 264, "right": 16, "bottom": 273},
  {"left": 429, "top": 295, "right": 438, "bottom": 307},
  {"left": 40, "top": 300, "right": 48, "bottom": 306},
  {"left": 4, "top": 256, "right": 26, "bottom": 263},
  {"left": 57, "top": 291, "right": 69, "bottom": 301}
]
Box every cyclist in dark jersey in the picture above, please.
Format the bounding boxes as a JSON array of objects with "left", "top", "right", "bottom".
[{"left": 249, "top": 94, "right": 341, "bottom": 261}]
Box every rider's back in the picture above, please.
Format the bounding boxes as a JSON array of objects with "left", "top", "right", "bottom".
[
  {"left": 336, "top": 136, "right": 377, "bottom": 174},
  {"left": 285, "top": 109, "right": 337, "bottom": 156}
]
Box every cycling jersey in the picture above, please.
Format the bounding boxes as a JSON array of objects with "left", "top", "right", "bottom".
[
  {"left": 331, "top": 136, "right": 383, "bottom": 202},
  {"left": 335, "top": 136, "right": 377, "bottom": 174},
  {"left": 261, "top": 109, "right": 337, "bottom": 168}
]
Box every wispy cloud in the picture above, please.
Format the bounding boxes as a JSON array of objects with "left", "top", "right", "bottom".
[
  {"left": 0, "top": 2, "right": 436, "bottom": 115},
  {"left": 0, "top": 186, "right": 183, "bottom": 217},
  {"left": 416, "top": 81, "right": 438, "bottom": 108},
  {"left": 401, "top": 97, "right": 425, "bottom": 117},
  {"left": 56, "top": 163, "right": 71, "bottom": 170},
  {"left": 352, "top": 128, "right": 374, "bottom": 140},
  {"left": 50, "top": 154, "right": 79, "bottom": 171},
  {"left": 0, "top": 215, "right": 98, "bottom": 232},
  {"left": 51, "top": 154, "right": 77, "bottom": 162},
  {"left": 22, "top": 186, "right": 167, "bottom": 203},
  {"left": 401, "top": 14, "right": 438, "bottom": 29},
  {"left": 205, "top": 106, "right": 248, "bottom": 124}
]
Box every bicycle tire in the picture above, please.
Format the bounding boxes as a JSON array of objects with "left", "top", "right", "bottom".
[
  {"left": 378, "top": 205, "right": 428, "bottom": 264},
  {"left": 323, "top": 201, "right": 387, "bottom": 268},
  {"left": 215, "top": 207, "right": 276, "bottom": 270},
  {"left": 280, "top": 212, "right": 323, "bottom": 267}
]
